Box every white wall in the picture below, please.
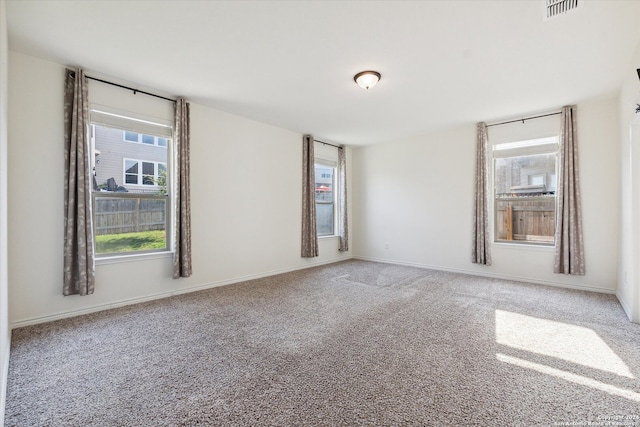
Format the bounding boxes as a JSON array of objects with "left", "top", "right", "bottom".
[
  {"left": 618, "top": 41, "right": 640, "bottom": 322},
  {"left": 7, "top": 51, "right": 352, "bottom": 327},
  {"left": 353, "top": 97, "right": 619, "bottom": 293},
  {"left": 0, "top": 0, "right": 9, "bottom": 423}
]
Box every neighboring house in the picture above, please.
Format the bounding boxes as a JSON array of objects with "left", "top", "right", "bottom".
[
  {"left": 92, "top": 124, "right": 167, "bottom": 193},
  {"left": 315, "top": 165, "right": 333, "bottom": 202}
]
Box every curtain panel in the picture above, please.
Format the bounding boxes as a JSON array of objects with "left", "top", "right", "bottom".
[
  {"left": 472, "top": 122, "right": 491, "bottom": 266},
  {"left": 301, "top": 135, "right": 318, "bottom": 257},
  {"left": 173, "top": 98, "right": 192, "bottom": 278},
  {"left": 337, "top": 147, "right": 349, "bottom": 252},
  {"left": 63, "top": 68, "right": 95, "bottom": 296},
  {"left": 554, "top": 105, "right": 585, "bottom": 275}
]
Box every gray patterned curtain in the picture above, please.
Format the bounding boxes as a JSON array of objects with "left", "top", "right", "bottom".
[
  {"left": 63, "top": 68, "right": 95, "bottom": 296},
  {"left": 554, "top": 105, "right": 585, "bottom": 275},
  {"left": 173, "top": 98, "right": 192, "bottom": 278},
  {"left": 301, "top": 135, "right": 318, "bottom": 257},
  {"left": 472, "top": 122, "right": 491, "bottom": 265},
  {"left": 337, "top": 147, "right": 349, "bottom": 252}
]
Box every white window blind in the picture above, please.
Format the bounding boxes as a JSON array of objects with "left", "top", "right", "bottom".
[{"left": 90, "top": 105, "right": 173, "bottom": 138}]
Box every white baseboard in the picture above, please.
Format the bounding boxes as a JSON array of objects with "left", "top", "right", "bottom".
[
  {"left": 617, "top": 290, "right": 633, "bottom": 321},
  {"left": 0, "top": 329, "right": 10, "bottom": 427},
  {"left": 354, "top": 255, "right": 616, "bottom": 294},
  {"left": 12, "top": 254, "right": 616, "bottom": 329},
  {"left": 616, "top": 290, "right": 640, "bottom": 323},
  {"left": 10, "top": 256, "right": 353, "bottom": 330}
]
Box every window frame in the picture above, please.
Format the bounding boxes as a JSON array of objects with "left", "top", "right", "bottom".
[
  {"left": 314, "top": 159, "right": 337, "bottom": 237},
  {"left": 491, "top": 136, "right": 559, "bottom": 247},
  {"left": 124, "top": 131, "right": 139, "bottom": 143},
  {"left": 90, "top": 110, "right": 173, "bottom": 258}
]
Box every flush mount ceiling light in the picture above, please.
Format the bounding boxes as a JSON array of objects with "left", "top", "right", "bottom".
[{"left": 354, "top": 71, "right": 381, "bottom": 90}]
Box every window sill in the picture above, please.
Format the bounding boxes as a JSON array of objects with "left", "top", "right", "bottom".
[
  {"left": 95, "top": 250, "right": 173, "bottom": 266},
  {"left": 492, "top": 241, "right": 555, "bottom": 252},
  {"left": 318, "top": 235, "right": 338, "bottom": 240}
]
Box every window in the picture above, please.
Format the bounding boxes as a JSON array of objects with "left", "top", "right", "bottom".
[
  {"left": 315, "top": 162, "right": 336, "bottom": 236},
  {"left": 123, "top": 159, "right": 166, "bottom": 187},
  {"left": 90, "top": 110, "right": 172, "bottom": 256},
  {"left": 493, "top": 137, "right": 558, "bottom": 245},
  {"left": 123, "top": 131, "right": 168, "bottom": 148},
  {"left": 124, "top": 131, "right": 139, "bottom": 142}
]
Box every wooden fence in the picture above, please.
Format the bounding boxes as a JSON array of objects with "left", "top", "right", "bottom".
[
  {"left": 94, "top": 195, "right": 167, "bottom": 236},
  {"left": 496, "top": 197, "right": 555, "bottom": 244}
]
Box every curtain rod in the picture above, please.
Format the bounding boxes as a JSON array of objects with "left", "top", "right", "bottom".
[
  {"left": 486, "top": 112, "right": 561, "bottom": 128},
  {"left": 314, "top": 139, "right": 343, "bottom": 150},
  {"left": 68, "top": 69, "right": 177, "bottom": 103},
  {"left": 86, "top": 76, "right": 177, "bottom": 103}
]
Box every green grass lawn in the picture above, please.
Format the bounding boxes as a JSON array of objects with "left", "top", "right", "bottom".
[{"left": 95, "top": 230, "right": 166, "bottom": 254}]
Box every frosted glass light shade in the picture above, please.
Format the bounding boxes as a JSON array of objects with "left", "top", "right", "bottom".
[{"left": 354, "top": 71, "right": 381, "bottom": 90}]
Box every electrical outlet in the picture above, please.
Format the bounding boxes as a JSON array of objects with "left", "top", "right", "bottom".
[{"left": 384, "top": 243, "right": 389, "bottom": 250}]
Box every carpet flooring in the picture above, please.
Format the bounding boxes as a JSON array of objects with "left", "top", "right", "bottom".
[{"left": 5, "top": 260, "right": 640, "bottom": 426}]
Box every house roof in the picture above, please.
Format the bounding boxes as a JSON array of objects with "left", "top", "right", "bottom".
[{"left": 6, "top": 0, "right": 640, "bottom": 146}]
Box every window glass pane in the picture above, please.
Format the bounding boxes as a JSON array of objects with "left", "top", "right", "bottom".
[
  {"left": 156, "top": 164, "right": 168, "bottom": 195},
  {"left": 94, "top": 124, "right": 169, "bottom": 193},
  {"left": 124, "top": 131, "right": 138, "bottom": 142},
  {"left": 157, "top": 137, "right": 167, "bottom": 147},
  {"left": 125, "top": 174, "right": 138, "bottom": 185},
  {"left": 125, "top": 160, "right": 138, "bottom": 174},
  {"left": 93, "top": 122, "right": 171, "bottom": 256},
  {"left": 495, "top": 152, "right": 556, "bottom": 245},
  {"left": 94, "top": 196, "right": 167, "bottom": 254},
  {"left": 495, "top": 199, "right": 555, "bottom": 244},
  {"left": 314, "top": 164, "right": 335, "bottom": 236},
  {"left": 142, "top": 162, "right": 154, "bottom": 175},
  {"left": 315, "top": 166, "right": 333, "bottom": 202},
  {"left": 142, "top": 162, "right": 154, "bottom": 185},
  {"left": 124, "top": 160, "right": 138, "bottom": 185},
  {"left": 495, "top": 153, "right": 556, "bottom": 197},
  {"left": 316, "top": 203, "right": 334, "bottom": 236}
]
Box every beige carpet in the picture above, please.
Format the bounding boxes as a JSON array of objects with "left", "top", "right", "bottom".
[{"left": 5, "top": 260, "right": 640, "bottom": 426}]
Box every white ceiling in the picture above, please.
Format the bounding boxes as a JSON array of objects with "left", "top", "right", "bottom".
[{"left": 6, "top": 0, "right": 640, "bottom": 146}]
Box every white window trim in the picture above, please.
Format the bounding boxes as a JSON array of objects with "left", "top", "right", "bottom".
[
  {"left": 95, "top": 250, "right": 174, "bottom": 265},
  {"left": 90, "top": 106, "right": 174, "bottom": 259}
]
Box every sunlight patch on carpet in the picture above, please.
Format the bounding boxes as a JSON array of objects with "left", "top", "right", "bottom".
[
  {"left": 495, "top": 309, "right": 634, "bottom": 379},
  {"left": 497, "top": 353, "right": 640, "bottom": 403}
]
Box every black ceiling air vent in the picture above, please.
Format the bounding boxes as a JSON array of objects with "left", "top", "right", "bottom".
[{"left": 545, "top": 0, "right": 581, "bottom": 20}]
